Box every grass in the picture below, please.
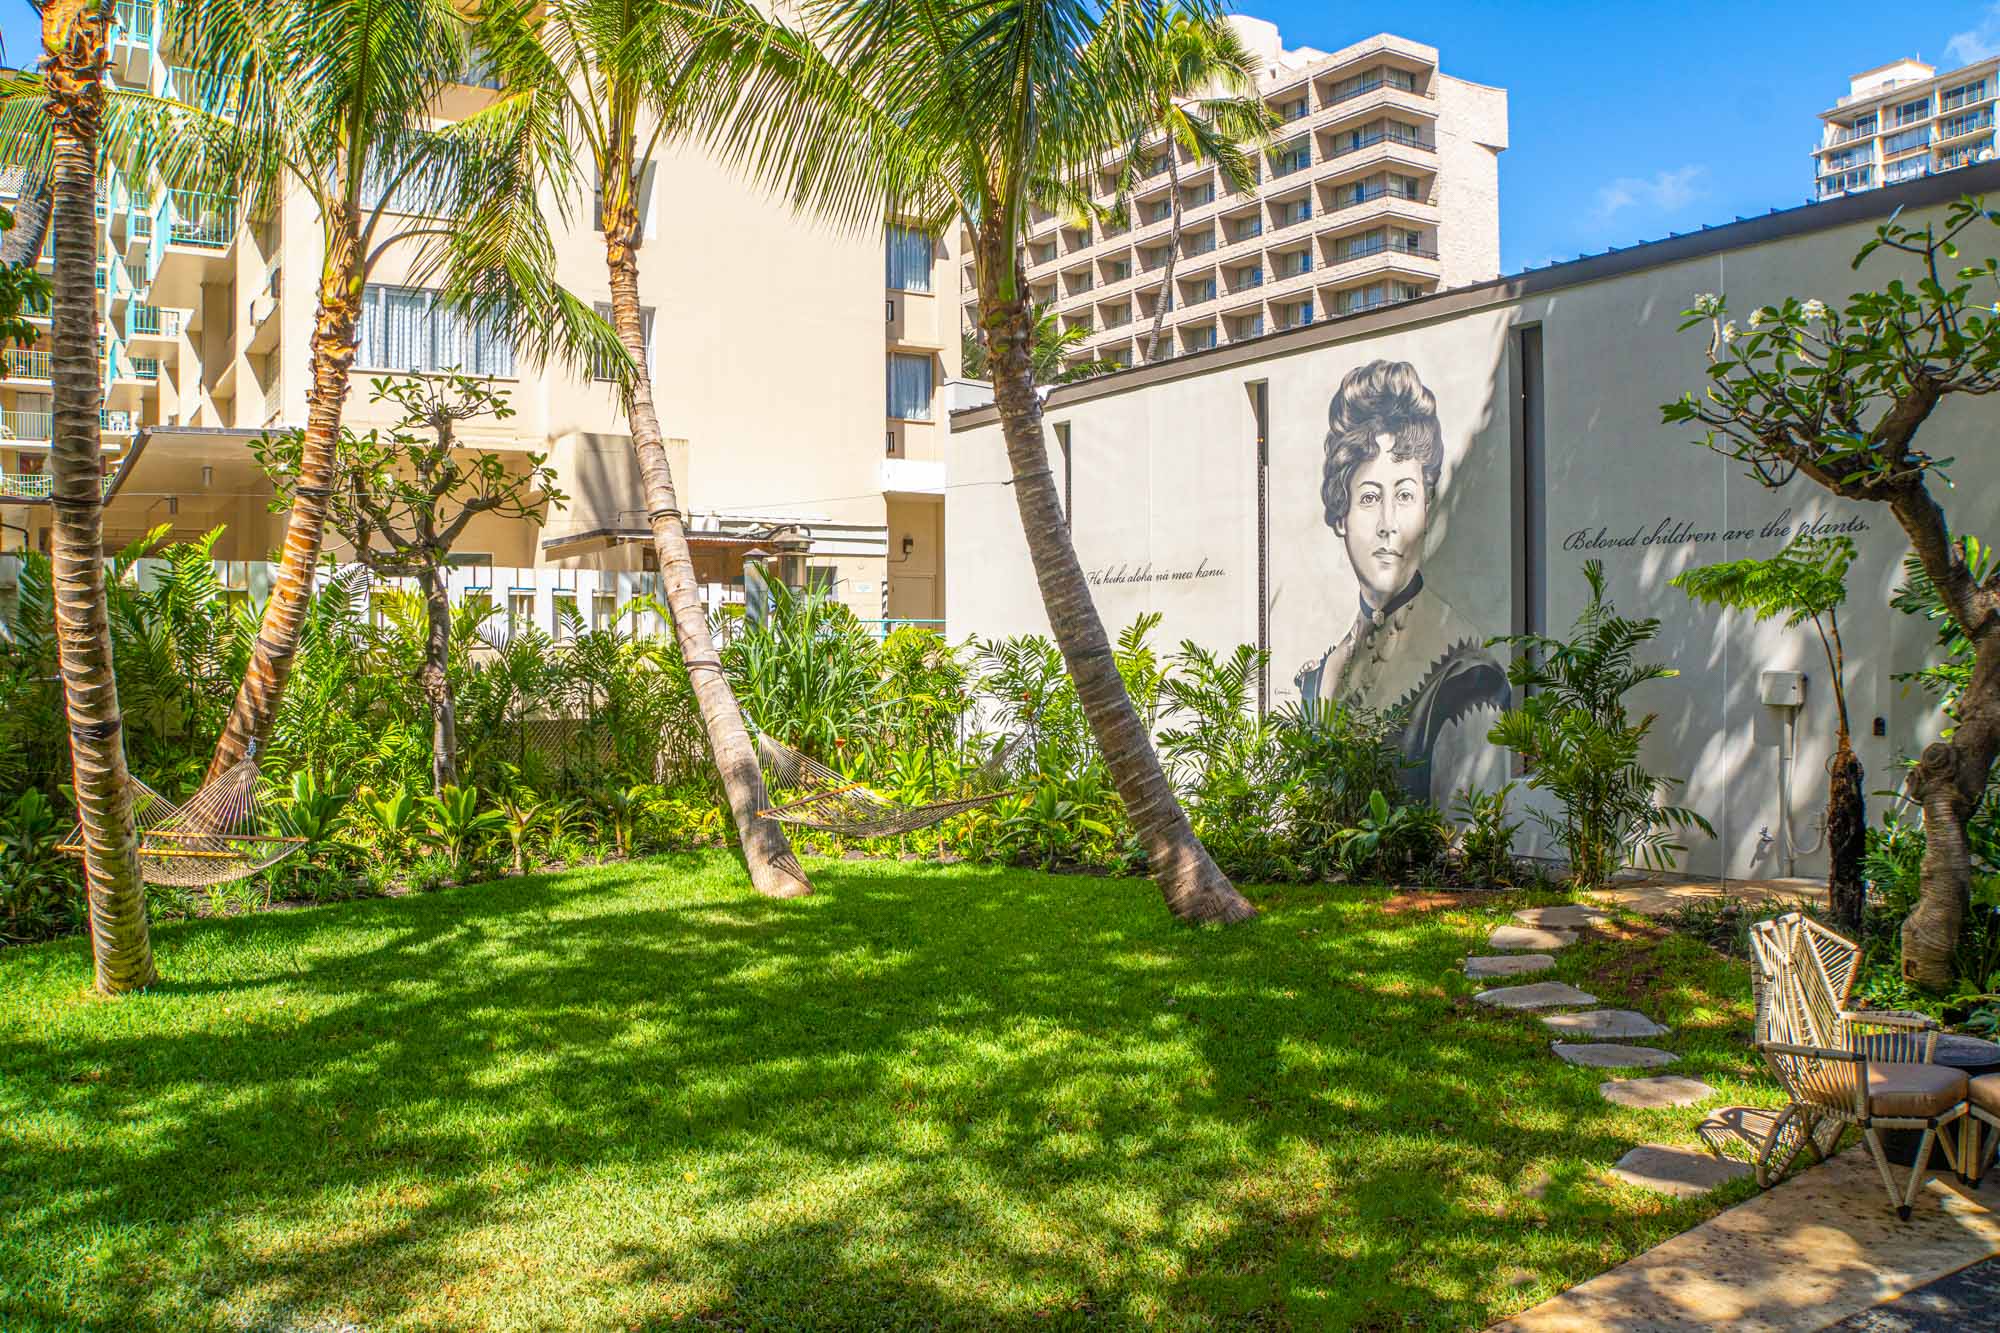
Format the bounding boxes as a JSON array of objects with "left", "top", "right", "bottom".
[{"left": 0, "top": 856, "right": 1776, "bottom": 1331}]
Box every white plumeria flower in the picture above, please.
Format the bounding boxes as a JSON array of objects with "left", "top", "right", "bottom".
[
  {"left": 1747, "top": 309, "right": 1765, "bottom": 330},
  {"left": 1801, "top": 299, "right": 1828, "bottom": 322},
  {"left": 1720, "top": 320, "right": 1739, "bottom": 344},
  {"left": 1692, "top": 292, "right": 1720, "bottom": 315}
]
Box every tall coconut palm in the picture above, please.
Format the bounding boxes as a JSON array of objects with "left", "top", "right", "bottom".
[
  {"left": 40, "top": 0, "right": 156, "bottom": 993},
  {"left": 169, "top": 0, "right": 620, "bottom": 783},
  {"left": 1116, "top": 4, "right": 1270, "bottom": 364},
  {"left": 462, "top": 0, "right": 873, "bottom": 899},
  {"left": 765, "top": 0, "right": 1257, "bottom": 923}
]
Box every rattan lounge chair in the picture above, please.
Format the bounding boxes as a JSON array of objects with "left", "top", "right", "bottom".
[
  {"left": 1748, "top": 913, "right": 1968, "bottom": 1218},
  {"left": 1963, "top": 1074, "right": 2000, "bottom": 1187}
]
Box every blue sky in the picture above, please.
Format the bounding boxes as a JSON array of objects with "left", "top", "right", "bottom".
[{"left": 6, "top": 0, "right": 2000, "bottom": 273}]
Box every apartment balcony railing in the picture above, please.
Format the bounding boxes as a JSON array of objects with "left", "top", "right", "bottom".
[
  {"left": 165, "top": 190, "right": 236, "bottom": 248},
  {"left": 1, "top": 472, "right": 123, "bottom": 501},
  {"left": 1825, "top": 120, "right": 1876, "bottom": 147},
  {"left": 102, "top": 410, "right": 135, "bottom": 433},
  {"left": 1270, "top": 148, "right": 1313, "bottom": 178},
  {"left": 1940, "top": 110, "right": 1995, "bottom": 140},
  {"left": 1327, "top": 127, "right": 1436, "bottom": 160},
  {"left": 1328, "top": 183, "right": 1430, "bottom": 214},
  {"left": 1, "top": 409, "right": 53, "bottom": 441},
  {"left": 1324, "top": 73, "right": 1430, "bottom": 106},
  {"left": 128, "top": 304, "right": 182, "bottom": 338},
  {"left": 1333, "top": 237, "right": 1441, "bottom": 263},
  {"left": 112, "top": 0, "right": 156, "bottom": 43},
  {"left": 131, "top": 355, "right": 160, "bottom": 380},
  {"left": 4, "top": 349, "right": 51, "bottom": 380}
]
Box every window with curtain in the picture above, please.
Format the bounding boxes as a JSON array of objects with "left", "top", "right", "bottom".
[
  {"left": 887, "top": 353, "right": 933, "bottom": 421},
  {"left": 359, "top": 136, "right": 458, "bottom": 215},
  {"left": 356, "top": 284, "right": 515, "bottom": 376},
  {"left": 885, "top": 225, "right": 934, "bottom": 292},
  {"left": 591, "top": 302, "right": 656, "bottom": 381}
]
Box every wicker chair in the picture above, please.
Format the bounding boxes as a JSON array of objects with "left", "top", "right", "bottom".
[
  {"left": 1747, "top": 913, "right": 1968, "bottom": 1217},
  {"left": 1964, "top": 1075, "right": 2000, "bottom": 1187}
]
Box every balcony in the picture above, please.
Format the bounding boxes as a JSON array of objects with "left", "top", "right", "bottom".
[
  {"left": 127, "top": 303, "right": 183, "bottom": 340},
  {"left": 1326, "top": 126, "right": 1436, "bottom": 160},
  {"left": 1330, "top": 236, "right": 1439, "bottom": 264},
  {"left": 1, "top": 409, "right": 52, "bottom": 442},
  {"left": 164, "top": 190, "right": 235, "bottom": 249},
  {"left": 0, "top": 472, "right": 118, "bottom": 501},
  {"left": 4, "top": 349, "right": 51, "bottom": 380}
]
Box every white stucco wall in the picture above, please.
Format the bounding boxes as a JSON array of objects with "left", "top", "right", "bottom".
[{"left": 947, "top": 187, "right": 2000, "bottom": 880}]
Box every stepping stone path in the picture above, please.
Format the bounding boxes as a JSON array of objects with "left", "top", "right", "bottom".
[
  {"left": 1488, "top": 924, "right": 1577, "bottom": 951},
  {"left": 1475, "top": 981, "right": 1599, "bottom": 1010},
  {"left": 1599, "top": 1075, "right": 1717, "bottom": 1109},
  {"left": 1607, "top": 1144, "right": 1752, "bottom": 1198},
  {"left": 1540, "top": 1009, "right": 1670, "bottom": 1039},
  {"left": 1464, "top": 953, "right": 1555, "bottom": 979},
  {"left": 1552, "top": 1042, "right": 1679, "bottom": 1068},
  {"left": 1512, "top": 905, "right": 1611, "bottom": 928}
]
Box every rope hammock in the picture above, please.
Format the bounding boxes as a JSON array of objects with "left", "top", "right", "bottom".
[
  {"left": 752, "top": 726, "right": 1032, "bottom": 838},
  {"left": 57, "top": 748, "right": 308, "bottom": 888}
]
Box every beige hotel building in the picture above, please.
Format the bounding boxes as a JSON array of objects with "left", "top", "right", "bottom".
[
  {"left": 1814, "top": 55, "right": 2000, "bottom": 199},
  {"left": 1, "top": 1, "right": 958, "bottom": 632},
  {"left": 967, "top": 17, "right": 1508, "bottom": 370}
]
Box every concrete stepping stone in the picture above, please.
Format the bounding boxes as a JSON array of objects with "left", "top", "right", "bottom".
[
  {"left": 1607, "top": 1144, "right": 1752, "bottom": 1198},
  {"left": 1465, "top": 953, "right": 1555, "bottom": 979},
  {"left": 1552, "top": 1042, "right": 1678, "bottom": 1068},
  {"left": 1540, "top": 1009, "right": 1671, "bottom": 1039},
  {"left": 1513, "top": 905, "right": 1611, "bottom": 928},
  {"left": 1599, "top": 1075, "right": 1717, "bottom": 1109},
  {"left": 1473, "top": 981, "right": 1598, "bottom": 1009},
  {"left": 1489, "top": 925, "right": 1577, "bottom": 951}
]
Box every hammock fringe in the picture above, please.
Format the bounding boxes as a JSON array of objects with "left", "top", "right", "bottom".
[
  {"left": 56, "top": 755, "right": 312, "bottom": 888},
  {"left": 751, "top": 726, "right": 1032, "bottom": 837}
]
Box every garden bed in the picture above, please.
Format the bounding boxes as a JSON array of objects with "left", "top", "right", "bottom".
[{"left": 0, "top": 854, "right": 1773, "bottom": 1330}]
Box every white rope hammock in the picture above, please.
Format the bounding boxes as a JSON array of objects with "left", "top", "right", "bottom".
[
  {"left": 751, "top": 727, "right": 1032, "bottom": 838},
  {"left": 58, "top": 748, "right": 308, "bottom": 888}
]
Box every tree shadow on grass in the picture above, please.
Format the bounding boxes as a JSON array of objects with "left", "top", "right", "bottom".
[{"left": 0, "top": 858, "right": 1756, "bottom": 1330}]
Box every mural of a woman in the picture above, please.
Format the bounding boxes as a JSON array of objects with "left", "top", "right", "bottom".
[{"left": 1295, "top": 359, "right": 1510, "bottom": 800}]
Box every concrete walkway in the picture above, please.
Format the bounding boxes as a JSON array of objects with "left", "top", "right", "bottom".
[
  {"left": 1486, "top": 1148, "right": 2000, "bottom": 1332},
  {"left": 1588, "top": 875, "right": 1828, "bottom": 917}
]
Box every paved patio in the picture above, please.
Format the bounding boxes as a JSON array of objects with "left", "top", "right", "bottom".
[
  {"left": 1487, "top": 1148, "right": 2000, "bottom": 1331},
  {"left": 1588, "top": 874, "right": 1829, "bottom": 917}
]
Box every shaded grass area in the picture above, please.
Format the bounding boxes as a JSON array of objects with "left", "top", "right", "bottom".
[{"left": 0, "top": 857, "right": 1773, "bottom": 1330}]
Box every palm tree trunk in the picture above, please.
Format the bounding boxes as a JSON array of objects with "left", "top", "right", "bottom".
[
  {"left": 420, "top": 564, "right": 457, "bottom": 789},
  {"left": 1901, "top": 629, "right": 1999, "bottom": 988},
  {"left": 207, "top": 211, "right": 363, "bottom": 780},
  {"left": 1143, "top": 150, "right": 1181, "bottom": 362},
  {"left": 979, "top": 234, "right": 1253, "bottom": 925},
  {"left": 43, "top": 0, "right": 156, "bottom": 994},
  {"left": 600, "top": 183, "right": 808, "bottom": 898}
]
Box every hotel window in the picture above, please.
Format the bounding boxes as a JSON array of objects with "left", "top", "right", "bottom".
[
  {"left": 1892, "top": 97, "right": 1931, "bottom": 127},
  {"left": 1942, "top": 109, "right": 1994, "bottom": 139},
  {"left": 1277, "top": 249, "right": 1311, "bottom": 277},
  {"left": 507, "top": 590, "right": 535, "bottom": 626},
  {"left": 1182, "top": 230, "right": 1215, "bottom": 256},
  {"left": 1944, "top": 80, "right": 1988, "bottom": 111},
  {"left": 1272, "top": 140, "right": 1310, "bottom": 174},
  {"left": 1184, "top": 180, "right": 1216, "bottom": 207},
  {"left": 1232, "top": 313, "right": 1263, "bottom": 340},
  {"left": 1104, "top": 258, "right": 1130, "bottom": 281},
  {"left": 1277, "top": 197, "right": 1312, "bottom": 227},
  {"left": 552, "top": 591, "right": 578, "bottom": 640},
  {"left": 1190, "top": 277, "right": 1216, "bottom": 302},
  {"left": 1882, "top": 125, "right": 1931, "bottom": 156},
  {"left": 1143, "top": 198, "right": 1172, "bottom": 224},
  {"left": 885, "top": 224, "right": 934, "bottom": 293},
  {"left": 1237, "top": 264, "right": 1263, "bottom": 288},
  {"left": 357, "top": 285, "right": 515, "bottom": 376},
  {"left": 1185, "top": 325, "right": 1217, "bottom": 350},
  {"left": 1281, "top": 96, "right": 1309, "bottom": 121},
  {"left": 590, "top": 302, "right": 655, "bottom": 381},
  {"left": 888, "top": 352, "right": 933, "bottom": 420},
  {"left": 591, "top": 590, "right": 617, "bottom": 631},
  {"left": 1232, "top": 215, "right": 1263, "bottom": 242},
  {"left": 360, "top": 138, "right": 458, "bottom": 215}
]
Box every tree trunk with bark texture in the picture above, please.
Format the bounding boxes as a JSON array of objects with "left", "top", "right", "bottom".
[
  {"left": 978, "top": 227, "right": 1254, "bottom": 925},
  {"left": 600, "top": 175, "right": 808, "bottom": 899},
  {"left": 43, "top": 0, "right": 156, "bottom": 994},
  {"left": 207, "top": 210, "right": 363, "bottom": 780},
  {"left": 1826, "top": 740, "right": 1866, "bottom": 934},
  {"left": 1142, "top": 149, "right": 1180, "bottom": 364},
  {"left": 1888, "top": 485, "right": 2000, "bottom": 989},
  {"left": 420, "top": 564, "right": 457, "bottom": 790}
]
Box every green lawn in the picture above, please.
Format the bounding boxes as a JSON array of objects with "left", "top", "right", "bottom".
[{"left": 0, "top": 856, "right": 1775, "bottom": 1331}]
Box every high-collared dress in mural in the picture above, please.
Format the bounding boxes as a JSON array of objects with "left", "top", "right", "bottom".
[{"left": 1295, "top": 572, "right": 1510, "bottom": 801}]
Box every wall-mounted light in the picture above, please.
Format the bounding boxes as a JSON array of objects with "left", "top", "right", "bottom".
[
  {"left": 900, "top": 535, "right": 915, "bottom": 557},
  {"left": 200, "top": 464, "right": 213, "bottom": 488}
]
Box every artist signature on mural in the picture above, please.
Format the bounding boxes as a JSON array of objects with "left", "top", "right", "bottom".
[
  {"left": 1562, "top": 507, "right": 1870, "bottom": 553},
  {"left": 1085, "top": 559, "right": 1227, "bottom": 587}
]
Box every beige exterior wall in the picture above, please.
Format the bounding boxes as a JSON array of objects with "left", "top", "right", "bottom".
[
  {"left": 3, "top": 12, "right": 953, "bottom": 631},
  {"left": 957, "top": 20, "right": 1506, "bottom": 371},
  {"left": 946, "top": 169, "right": 2000, "bottom": 880}
]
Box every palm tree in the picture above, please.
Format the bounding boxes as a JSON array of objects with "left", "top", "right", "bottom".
[
  {"left": 1115, "top": 5, "right": 1271, "bottom": 364},
  {"left": 963, "top": 303, "right": 1118, "bottom": 384},
  {"left": 464, "top": 0, "right": 854, "bottom": 899},
  {"left": 40, "top": 0, "right": 156, "bottom": 993},
  {"left": 169, "top": 0, "right": 618, "bottom": 783},
  {"left": 779, "top": 0, "right": 1257, "bottom": 923}
]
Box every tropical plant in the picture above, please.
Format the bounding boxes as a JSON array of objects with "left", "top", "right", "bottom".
[
  {"left": 170, "top": 0, "right": 619, "bottom": 783},
  {"left": 495, "top": 791, "right": 547, "bottom": 874},
  {"left": 1328, "top": 789, "right": 1448, "bottom": 882},
  {"left": 256, "top": 374, "right": 564, "bottom": 788},
  {"left": 1489, "top": 561, "right": 1713, "bottom": 889},
  {"left": 961, "top": 303, "right": 1118, "bottom": 384},
  {"left": 724, "top": 583, "right": 882, "bottom": 761},
  {"left": 595, "top": 782, "right": 659, "bottom": 860},
  {"left": 0, "top": 790, "right": 78, "bottom": 944},
  {"left": 1271, "top": 699, "right": 1408, "bottom": 878},
  {"left": 358, "top": 783, "right": 423, "bottom": 858},
  {"left": 467, "top": 0, "right": 816, "bottom": 899},
  {"left": 1112, "top": 2, "right": 1273, "bottom": 363},
  {"left": 784, "top": 0, "right": 1256, "bottom": 923},
  {"left": 1157, "top": 641, "right": 1288, "bottom": 878},
  {"left": 1452, "top": 783, "right": 1523, "bottom": 886},
  {"left": 35, "top": 0, "right": 154, "bottom": 993},
  {"left": 1672, "top": 535, "right": 1865, "bottom": 928},
  {"left": 421, "top": 783, "right": 505, "bottom": 871},
  {"left": 1663, "top": 197, "right": 2000, "bottom": 989}
]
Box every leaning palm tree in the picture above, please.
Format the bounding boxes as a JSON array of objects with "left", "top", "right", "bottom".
[
  {"left": 169, "top": 0, "right": 619, "bottom": 782},
  {"left": 463, "top": 0, "right": 860, "bottom": 899},
  {"left": 1115, "top": 4, "right": 1271, "bottom": 363},
  {"left": 39, "top": 0, "right": 156, "bottom": 993},
  {"left": 770, "top": 0, "right": 1256, "bottom": 923}
]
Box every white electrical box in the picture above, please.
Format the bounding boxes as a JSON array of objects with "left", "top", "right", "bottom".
[{"left": 1759, "top": 670, "right": 1806, "bottom": 708}]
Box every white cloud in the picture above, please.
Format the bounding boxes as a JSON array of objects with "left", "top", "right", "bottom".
[
  {"left": 1947, "top": 4, "right": 2000, "bottom": 64},
  {"left": 1589, "top": 165, "right": 1707, "bottom": 226}
]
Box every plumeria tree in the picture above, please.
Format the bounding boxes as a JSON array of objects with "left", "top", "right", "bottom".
[{"left": 1664, "top": 197, "right": 2000, "bottom": 989}]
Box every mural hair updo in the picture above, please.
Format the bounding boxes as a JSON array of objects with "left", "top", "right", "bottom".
[{"left": 1320, "top": 359, "right": 1445, "bottom": 529}]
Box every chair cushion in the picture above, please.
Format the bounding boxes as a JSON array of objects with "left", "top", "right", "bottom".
[
  {"left": 1865, "top": 1062, "right": 1968, "bottom": 1119},
  {"left": 1969, "top": 1073, "right": 2000, "bottom": 1119}
]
